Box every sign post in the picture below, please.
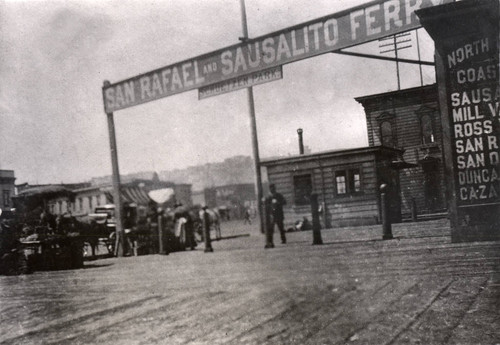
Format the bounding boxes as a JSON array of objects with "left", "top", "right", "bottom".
[
  {"left": 417, "top": 0, "right": 500, "bottom": 242},
  {"left": 103, "top": 81, "right": 126, "bottom": 256},
  {"left": 240, "top": 0, "right": 266, "bottom": 236}
]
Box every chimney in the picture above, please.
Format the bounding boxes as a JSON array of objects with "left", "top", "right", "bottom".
[{"left": 297, "top": 128, "right": 304, "bottom": 155}]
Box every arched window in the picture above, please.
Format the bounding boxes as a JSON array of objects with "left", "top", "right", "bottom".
[
  {"left": 420, "top": 114, "right": 434, "bottom": 144},
  {"left": 380, "top": 121, "right": 394, "bottom": 147}
]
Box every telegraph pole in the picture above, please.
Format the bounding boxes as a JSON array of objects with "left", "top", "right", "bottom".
[{"left": 239, "top": 0, "right": 265, "bottom": 236}]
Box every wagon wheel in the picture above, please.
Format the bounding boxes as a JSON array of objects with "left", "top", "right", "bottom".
[{"left": 107, "top": 233, "right": 116, "bottom": 256}]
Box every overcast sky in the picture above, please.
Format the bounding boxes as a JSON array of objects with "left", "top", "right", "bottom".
[{"left": 0, "top": 0, "right": 438, "bottom": 185}]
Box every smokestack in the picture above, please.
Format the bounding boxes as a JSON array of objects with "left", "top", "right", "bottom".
[{"left": 297, "top": 128, "right": 304, "bottom": 155}]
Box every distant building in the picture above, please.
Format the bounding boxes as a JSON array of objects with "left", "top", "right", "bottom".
[
  {"left": 192, "top": 184, "right": 258, "bottom": 219},
  {"left": 14, "top": 184, "right": 78, "bottom": 222},
  {"left": 192, "top": 190, "right": 206, "bottom": 207},
  {"left": 171, "top": 183, "right": 193, "bottom": 207},
  {"left": 14, "top": 178, "right": 192, "bottom": 222},
  {"left": 214, "top": 183, "right": 257, "bottom": 219},
  {"left": 0, "top": 170, "right": 16, "bottom": 210}
]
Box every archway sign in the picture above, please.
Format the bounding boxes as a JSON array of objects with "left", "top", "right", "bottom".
[
  {"left": 102, "top": 0, "right": 452, "bottom": 255},
  {"left": 418, "top": 0, "right": 500, "bottom": 242}
]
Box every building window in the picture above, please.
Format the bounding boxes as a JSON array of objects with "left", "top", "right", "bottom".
[
  {"left": 293, "top": 174, "right": 312, "bottom": 205},
  {"left": 335, "top": 171, "right": 347, "bottom": 195},
  {"left": 335, "top": 169, "right": 362, "bottom": 195},
  {"left": 3, "top": 190, "right": 10, "bottom": 207},
  {"left": 420, "top": 114, "right": 435, "bottom": 144},
  {"left": 350, "top": 169, "right": 361, "bottom": 193},
  {"left": 78, "top": 198, "right": 82, "bottom": 211},
  {"left": 380, "top": 121, "right": 395, "bottom": 147}
]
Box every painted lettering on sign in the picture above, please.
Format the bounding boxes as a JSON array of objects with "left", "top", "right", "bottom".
[
  {"left": 446, "top": 36, "right": 500, "bottom": 205},
  {"left": 103, "top": 0, "right": 452, "bottom": 112},
  {"left": 198, "top": 66, "right": 283, "bottom": 99}
]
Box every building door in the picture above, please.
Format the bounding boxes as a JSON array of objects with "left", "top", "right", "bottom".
[{"left": 422, "top": 161, "right": 441, "bottom": 212}]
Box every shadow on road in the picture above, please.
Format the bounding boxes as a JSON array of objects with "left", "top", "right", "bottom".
[
  {"left": 213, "top": 234, "right": 250, "bottom": 241},
  {"left": 83, "top": 263, "right": 114, "bottom": 269}
]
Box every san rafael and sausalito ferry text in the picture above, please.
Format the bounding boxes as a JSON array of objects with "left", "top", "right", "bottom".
[{"left": 103, "top": 0, "right": 452, "bottom": 112}]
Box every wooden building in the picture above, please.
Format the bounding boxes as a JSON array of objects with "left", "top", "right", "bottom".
[
  {"left": 356, "top": 84, "right": 446, "bottom": 219},
  {"left": 261, "top": 146, "right": 402, "bottom": 229}
]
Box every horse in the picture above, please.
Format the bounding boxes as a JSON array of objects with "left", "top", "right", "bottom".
[
  {"left": 198, "top": 207, "right": 221, "bottom": 240},
  {"left": 67, "top": 217, "right": 113, "bottom": 258}
]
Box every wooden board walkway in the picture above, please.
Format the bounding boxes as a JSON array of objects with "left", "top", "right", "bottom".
[{"left": 0, "top": 219, "right": 498, "bottom": 344}]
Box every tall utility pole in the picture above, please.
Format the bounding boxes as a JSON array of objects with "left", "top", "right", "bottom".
[{"left": 239, "top": 0, "right": 265, "bottom": 236}]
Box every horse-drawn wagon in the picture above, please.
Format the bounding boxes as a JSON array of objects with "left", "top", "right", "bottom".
[{"left": 20, "top": 229, "right": 84, "bottom": 271}]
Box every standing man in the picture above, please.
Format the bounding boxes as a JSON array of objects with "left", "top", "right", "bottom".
[
  {"left": 266, "top": 184, "right": 287, "bottom": 247},
  {"left": 243, "top": 207, "right": 252, "bottom": 225}
]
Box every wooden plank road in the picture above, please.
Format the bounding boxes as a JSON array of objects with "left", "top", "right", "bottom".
[{"left": 0, "top": 219, "right": 498, "bottom": 344}]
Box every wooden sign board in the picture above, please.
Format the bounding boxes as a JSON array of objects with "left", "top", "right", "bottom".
[{"left": 418, "top": 0, "right": 500, "bottom": 242}]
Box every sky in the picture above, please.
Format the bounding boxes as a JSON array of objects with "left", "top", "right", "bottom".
[{"left": 0, "top": 0, "right": 438, "bottom": 185}]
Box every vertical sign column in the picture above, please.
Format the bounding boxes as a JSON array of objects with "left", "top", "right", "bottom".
[
  {"left": 418, "top": 0, "right": 500, "bottom": 242},
  {"left": 448, "top": 37, "right": 499, "bottom": 208}
]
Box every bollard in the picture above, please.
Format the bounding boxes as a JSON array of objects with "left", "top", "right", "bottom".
[
  {"left": 203, "top": 208, "right": 214, "bottom": 253},
  {"left": 411, "top": 197, "right": 418, "bottom": 222},
  {"left": 380, "top": 184, "right": 393, "bottom": 240},
  {"left": 157, "top": 213, "right": 165, "bottom": 255},
  {"left": 310, "top": 193, "right": 323, "bottom": 245},
  {"left": 133, "top": 240, "right": 138, "bottom": 256}
]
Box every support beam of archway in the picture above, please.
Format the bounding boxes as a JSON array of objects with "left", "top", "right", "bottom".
[{"left": 334, "top": 50, "right": 435, "bottom": 66}]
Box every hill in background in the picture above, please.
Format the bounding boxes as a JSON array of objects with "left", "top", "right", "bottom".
[{"left": 91, "top": 155, "right": 262, "bottom": 191}]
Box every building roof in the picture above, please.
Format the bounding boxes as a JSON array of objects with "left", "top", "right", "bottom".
[
  {"left": 0, "top": 170, "right": 15, "bottom": 178},
  {"left": 260, "top": 145, "right": 403, "bottom": 166},
  {"left": 354, "top": 84, "right": 437, "bottom": 104},
  {"left": 15, "top": 185, "right": 73, "bottom": 198}
]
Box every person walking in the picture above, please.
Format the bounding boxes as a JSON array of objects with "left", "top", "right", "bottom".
[
  {"left": 243, "top": 208, "right": 252, "bottom": 225},
  {"left": 266, "top": 184, "right": 287, "bottom": 247}
]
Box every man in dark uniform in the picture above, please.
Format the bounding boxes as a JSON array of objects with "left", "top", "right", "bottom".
[{"left": 265, "top": 184, "right": 287, "bottom": 248}]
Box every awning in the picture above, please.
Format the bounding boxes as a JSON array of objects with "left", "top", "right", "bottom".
[{"left": 104, "top": 186, "right": 169, "bottom": 205}]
